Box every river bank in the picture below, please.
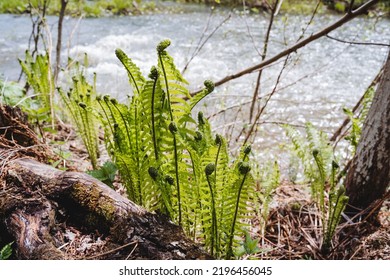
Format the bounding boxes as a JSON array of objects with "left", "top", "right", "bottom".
[
  {"left": 0, "top": 2, "right": 389, "bottom": 174},
  {"left": 1, "top": 1, "right": 389, "bottom": 260},
  {"left": 0, "top": 0, "right": 388, "bottom": 17}
]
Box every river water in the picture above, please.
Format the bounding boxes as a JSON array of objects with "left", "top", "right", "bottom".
[{"left": 0, "top": 6, "right": 389, "bottom": 172}]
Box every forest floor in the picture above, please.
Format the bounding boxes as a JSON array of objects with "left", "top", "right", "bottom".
[
  {"left": 41, "top": 116, "right": 390, "bottom": 260},
  {"left": 1, "top": 107, "right": 389, "bottom": 260}
]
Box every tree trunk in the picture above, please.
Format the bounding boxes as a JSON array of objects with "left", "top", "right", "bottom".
[
  {"left": 54, "top": 0, "right": 68, "bottom": 81},
  {"left": 345, "top": 51, "right": 390, "bottom": 218}
]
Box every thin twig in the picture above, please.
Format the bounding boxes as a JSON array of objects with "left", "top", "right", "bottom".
[
  {"left": 243, "top": 55, "right": 290, "bottom": 145},
  {"left": 242, "top": 0, "right": 262, "bottom": 57},
  {"left": 83, "top": 241, "right": 137, "bottom": 260},
  {"left": 54, "top": 0, "right": 69, "bottom": 81},
  {"left": 249, "top": 0, "right": 278, "bottom": 122},
  {"left": 190, "top": 0, "right": 380, "bottom": 95},
  {"left": 330, "top": 67, "right": 384, "bottom": 142},
  {"left": 182, "top": 11, "right": 231, "bottom": 75},
  {"left": 125, "top": 242, "right": 138, "bottom": 260},
  {"left": 326, "top": 35, "right": 390, "bottom": 47},
  {"left": 296, "top": 0, "right": 321, "bottom": 42}
]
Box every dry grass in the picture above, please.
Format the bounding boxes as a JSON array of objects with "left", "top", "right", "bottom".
[{"left": 251, "top": 184, "right": 390, "bottom": 260}]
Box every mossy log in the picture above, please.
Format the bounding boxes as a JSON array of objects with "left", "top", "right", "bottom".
[
  {"left": 0, "top": 158, "right": 212, "bottom": 260},
  {"left": 0, "top": 105, "right": 211, "bottom": 259}
]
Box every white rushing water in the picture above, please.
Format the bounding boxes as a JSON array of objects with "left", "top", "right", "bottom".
[{"left": 0, "top": 6, "right": 389, "bottom": 173}]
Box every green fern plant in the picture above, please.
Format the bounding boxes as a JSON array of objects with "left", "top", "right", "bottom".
[
  {"left": 0, "top": 79, "right": 26, "bottom": 107},
  {"left": 343, "top": 86, "right": 374, "bottom": 152},
  {"left": 323, "top": 185, "right": 348, "bottom": 251},
  {"left": 91, "top": 40, "right": 256, "bottom": 259},
  {"left": 19, "top": 50, "right": 55, "bottom": 126},
  {"left": 285, "top": 123, "right": 333, "bottom": 200},
  {"left": 257, "top": 161, "right": 280, "bottom": 237},
  {"left": 285, "top": 123, "right": 348, "bottom": 252},
  {"left": 58, "top": 59, "right": 100, "bottom": 169}
]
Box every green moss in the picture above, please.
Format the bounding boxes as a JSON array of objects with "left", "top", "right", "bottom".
[{"left": 71, "top": 182, "right": 116, "bottom": 223}]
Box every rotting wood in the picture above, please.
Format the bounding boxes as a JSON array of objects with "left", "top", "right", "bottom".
[
  {"left": 0, "top": 158, "right": 212, "bottom": 259},
  {"left": 0, "top": 105, "right": 211, "bottom": 260}
]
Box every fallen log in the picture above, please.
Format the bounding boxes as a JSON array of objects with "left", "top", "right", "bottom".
[
  {"left": 0, "top": 158, "right": 212, "bottom": 260},
  {"left": 0, "top": 105, "right": 211, "bottom": 260}
]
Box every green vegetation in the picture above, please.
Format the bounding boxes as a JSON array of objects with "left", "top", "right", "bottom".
[
  {"left": 79, "top": 40, "right": 257, "bottom": 258},
  {"left": 0, "top": 79, "right": 25, "bottom": 107},
  {"left": 58, "top": 57, "right": 100, "bottom": 169},
  {"left": 256, "top": 161, "right": 280, "bottom": 236},
  {"left": 234, "top": 231, "right": 261, "bottom": 258},
  {"left": 1, "top": 0, "right": 381, "bottom": 260},
  {"left": 285, "top": 123, "right": 349, "bottom": 252},
  {"left": 343, "top": 86, "right": 374, "bottom": 153},
  {"left": 87, "top": 161, "right": 118, "bottom": 187},
  {"left": 19, "top": 51, "right": 55, "bottom": 127},
  {"left": 1, "top": 0, "right": 388, "bottom": 17},
  {"left": 0, "top": 0, "right": 157, "bottom": 17},
  {"left": 0, "top": 243, "right": 13, "bottom": 260}
]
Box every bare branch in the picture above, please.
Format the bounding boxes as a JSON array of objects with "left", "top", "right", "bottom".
[
  {"left": 296, "top": 0, "right": 321, "bottom": 42},
  {"left": 243, "top": 55, "right": 290, "bottom": 145},
  {"left": 249, "top": 0, "right": 278, "bottom": 122},
  {"left": 190, "top": 0, "right": 379, "bottom": 95},
  {"left": 330, "top": 67, "right": 384, "bottom": 143},
  {"left": 182, "top": 10, "right": 231, "bottom": 75},
  {"left": 54, "top": 0, "right": 69, "bottom": 81},
  {"left": 349, "top": 0, "right": 355, "bottom": 13},
  {"left": 326, "top": 35, "right": 390, "bottom": 47}
]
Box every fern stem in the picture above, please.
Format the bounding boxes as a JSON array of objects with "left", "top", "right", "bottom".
[
  {"left": 104, "top": 98, "right": 123, "bottom": 153},
  {"left": 112, "top": 102, "right": 132, "bottom": 152},
  {"left": 173, "top": 135, "right": 182, "bottom": 226},
  {"left": 151, "top": 78, "right": 159, "bottom": 161},
  {"left": 227, "top": 172, "right": 248, "bottom": 260},
  {"left": 79, "top": 103, "right": 97, "bottom": 169},
  {"left": 206, "top": 173, "right": 218, "bottom": 257},
  {"left": 214, "top": 137, "right": 222, "bottom": 254},
  {"left": 59, "top": 88, "right": 77, "bottom": 126},
  {"left": 133, "top": 101, "right": 142, "bottom": 202},
  {"left": 117, "top": 156, "right": 137, "bottom": 203},
  {"left": 96, "top": 98, "right": 115, "bottom": 148},
  {"left": 313, "top": 150, "right": 326, "bottom": 227},
  {"left": 158, "top": 54, "right": 174, "bottom": 121},
  {"left": 324, "top": 189, "right": 347, "bottom": 251},
  {"left": 214, "top": 137, "right": 222, "bottom": 183}
]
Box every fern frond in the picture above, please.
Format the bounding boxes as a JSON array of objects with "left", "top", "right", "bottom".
[
  {"left": 156, "top": 40, "right": 191, "bottom": 121},
  {"left": 59, "top": 68, "right": 99, "bottom": 169},
  {"left": 115, "top": 48, "right": 145, "bottom": 95},
  {"left": 19, "top": 51, "right": 54, "bottom": 120},
  {"left": 323, "top": 187, "right": 348, "bottom": 251},
  {"left": 189, "top": 80, "right": 215, "bottom": 110},
  {"left": 90, "top": 42, "right": 258, "bottom": 260},
  {"left": 224, "top": 160, "right": 255, "bottom": 259},
  {"left": 258, "top": 161, "right": 280, "bottom": 234}
]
